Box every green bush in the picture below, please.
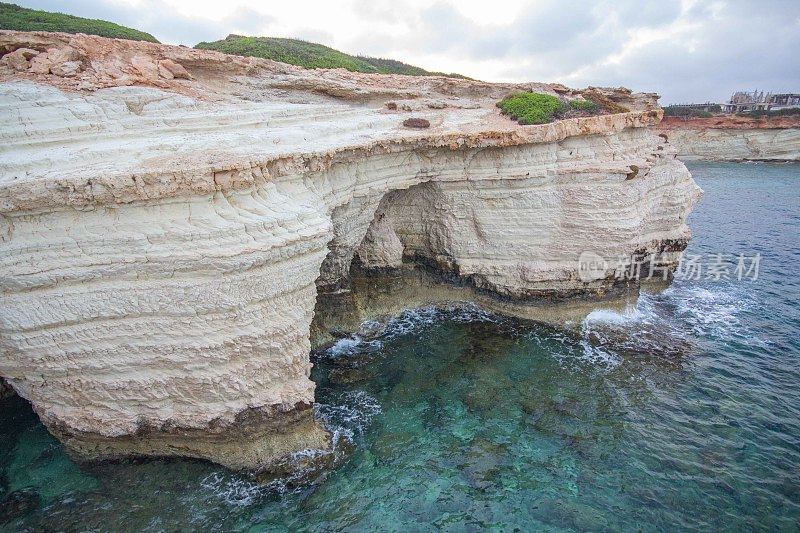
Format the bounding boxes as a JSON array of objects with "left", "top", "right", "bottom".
[
  {"left": 356, "top": 56, "right": 470, "bottom": 78},
  {"left": 569, "top": 99, "right": 598, "bottom": 112},
  {"left": 744, "top": 108, "right": 800, "bottom": 118},
  {"left": 195, "top": 35, "right": 469, "bottom": 78},
  {"left": 196, "top": 35, "right": 373, "bottom": 71},
  {"left": 663, "top": 105, "right": 721, "bottom": 117},
  {"left": 497, "top": 92, "right": 567, "bottom": 125},
  {"left": 0, "top": 2, "right": 159, "bottom": 42}
]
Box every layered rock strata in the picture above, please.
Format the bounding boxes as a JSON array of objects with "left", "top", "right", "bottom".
[
  {"left": 659, "top": 116, "right": 800, "bottom": 161},
  {"left": 0, "top": 31, "right": 702, "bottom": 472}
]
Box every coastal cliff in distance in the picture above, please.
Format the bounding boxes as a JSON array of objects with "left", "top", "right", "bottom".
[
  {"left": 658, "top": 115, "right": 800, "bottom": 161},
  {"left": 0, "top": 30, "right": 701, "bottom": 475}
]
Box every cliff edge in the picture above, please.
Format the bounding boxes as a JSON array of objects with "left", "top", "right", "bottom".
[{"left": 0, "top": 31, "right": 701, "bottom": 474}]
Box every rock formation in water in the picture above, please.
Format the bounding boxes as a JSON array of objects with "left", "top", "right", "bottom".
[
  {"left": 0, "top": 377, "right": 14, "bottom": 399},
  {"left": 658, "top": 115, "right": 800, "bottom": 161},
  {"left": 0, "top": 31, "right": 702, "bottom": 473}
]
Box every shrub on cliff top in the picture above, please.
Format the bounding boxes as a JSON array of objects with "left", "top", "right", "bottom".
[
  {"left": 569, "top": 99, "right": 599, "bottom": 112},
  {"left": 497, "top": 92, "right": 567, "bottom": 125},
  {"left": 579, "top": 89, "right": 630, "bottom": 114},
  {"left": 663, "top": 105, "right": 720, "bottom": 117},
  {"left": 0, "top": 2, "right": 159, "bottom": 42},
  {"left": 745, "top": 108, "right": 800, "bottom": 118}
]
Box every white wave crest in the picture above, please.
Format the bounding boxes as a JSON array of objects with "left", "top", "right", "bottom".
[{"left": 200, "top": 472, "right": 264, "bottom": 507}]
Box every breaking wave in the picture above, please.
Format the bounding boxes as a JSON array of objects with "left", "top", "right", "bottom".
[
  {"left": 575, "top": 275, "right": 761, "bottom": 370},
  {"left": 316, "top": 390, "right": 382, "bottom": 441},
  {"left": 200, "top": 472, "right": 265, "bottom": 508},
  {"left": 380, "top": 302, "right": 502, "bottom": 340}
]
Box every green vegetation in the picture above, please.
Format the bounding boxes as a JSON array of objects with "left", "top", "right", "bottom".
[
  {"left": 569, "top": 99, "right": 599, "bottom": 112},
  {"left": 194, "top": 35, "right": 468, "bottom": 78},
  {"left": 497, "top": 92, "right": 568, "bottom": 125},
  {"left": 579, "top": 89, "right": 630, "bottom": 114},
  {"left": 354, "top": 56, "right": 432, "bottom": 77},
  {"left": 0, "top": 2, "right": 159, "bottom": 42},
  {"left": 497, "top": 92, "right": 610, "bottom": 125},
  {"left": 743, "top": 107, "right": 800, "bottom": 118},
  {"left": 663, "top": 104, "right": 720, "bottom": 117}
]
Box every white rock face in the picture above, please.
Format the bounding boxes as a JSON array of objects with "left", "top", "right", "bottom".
[
  {"left": 665, "top": 127, "right": 800, "bottom": 161},
  {"left": 0, "top": 31, "right": 702, "bottom": 472}
]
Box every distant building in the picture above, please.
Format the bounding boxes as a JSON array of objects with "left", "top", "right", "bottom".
[
  {"left": 722, "top": 90, "right": 800, "bottom": 113},
  {"left": 769, "top": 93, "right": 800, "bottom": 110}
]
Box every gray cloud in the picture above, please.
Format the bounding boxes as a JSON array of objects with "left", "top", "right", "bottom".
[
  {"left": 15, "top": 0, "right": 273, "bottom": 44},
  {"left": 347, "top": 0, "right": 798, "bottom": 104},
  {"left": 345, "top": 1, "right": 684, "bottom": 80},
  {"left": 293, "top": 28, "right": 336, "bottom": 46},
  {"left": 349, "top": 0, "right": 622, "bottom": 63},
  {"left": 563, "top": 0, "right": 800, "bottom": 103},
  {"left": 222, "top": 6, "right": 274, "bottom": 37}
]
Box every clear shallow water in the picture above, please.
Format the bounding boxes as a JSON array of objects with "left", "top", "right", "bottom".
[{"left": 1, "top": 161, "right": 799, "bottom": 531}]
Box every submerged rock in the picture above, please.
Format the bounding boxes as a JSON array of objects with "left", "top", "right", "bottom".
[
  {"left": 0, "top": 489, "right": 40, "bottom": 524},
  {"left": 0, "top": 377, "right": 13, "bottom": 399},
  {"left": 255, "top": 434, "right": 354, "bottom": 488},
  {"left": 461, "top": 437, "right": 509, "bottom": 491}
]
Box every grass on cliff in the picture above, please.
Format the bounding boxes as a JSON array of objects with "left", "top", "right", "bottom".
[
  {"left": 743, "top": 108, "right": 800, "bottom": 118},
  {"left": 498, "top": 91, "right": 625, "bottom": 125},
  {"left": 0, "top": 2, "right": 159, "bottom": 42},
  {"left": 194, "top": 34, "right": 469, "bottom": 78},
  {"left": 663, "top": 105, "right": 721, "bottom": 118}
]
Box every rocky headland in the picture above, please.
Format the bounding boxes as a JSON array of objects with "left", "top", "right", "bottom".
[
  {"left": 0, "top": 31, "right": 701, "bottom": 474},
  {"left": 658, "top": 115, "right": 800, "bottom": 161}
]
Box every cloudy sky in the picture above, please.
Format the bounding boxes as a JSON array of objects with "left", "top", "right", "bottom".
[{"left": 14, "top": 0, "right": 800, "bottom": 104}]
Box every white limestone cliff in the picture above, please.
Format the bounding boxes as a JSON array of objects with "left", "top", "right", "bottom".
[
  {"left": 658, "top": 116, "right": 800, "bottom": 161},
  {"left": 0, "top": 31, "right": 702, "bottom": 473},
  {"left": 663, "top": 128, "right": 800, "bottom": 161}
]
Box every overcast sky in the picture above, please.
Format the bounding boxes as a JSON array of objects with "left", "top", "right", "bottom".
[{"left": 14, "top": 0, "right": 800, "bottom": 104}]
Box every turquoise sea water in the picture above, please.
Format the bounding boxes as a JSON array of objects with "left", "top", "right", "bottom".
[{"left": 1, "top": 161, "right": 799, "bottom": 531}]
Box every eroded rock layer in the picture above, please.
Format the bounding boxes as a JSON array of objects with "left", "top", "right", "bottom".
[{"left": 0, "top": 31, "right": 701, "bottom": 472}]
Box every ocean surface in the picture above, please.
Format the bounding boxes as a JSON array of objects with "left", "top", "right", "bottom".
[{"left": 1, "top": 161, "right": 799, "bottom": 531}]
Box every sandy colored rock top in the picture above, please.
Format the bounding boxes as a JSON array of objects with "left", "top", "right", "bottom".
[{"left": 0, "top": 30, "right": 663, "bottom": 212}]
